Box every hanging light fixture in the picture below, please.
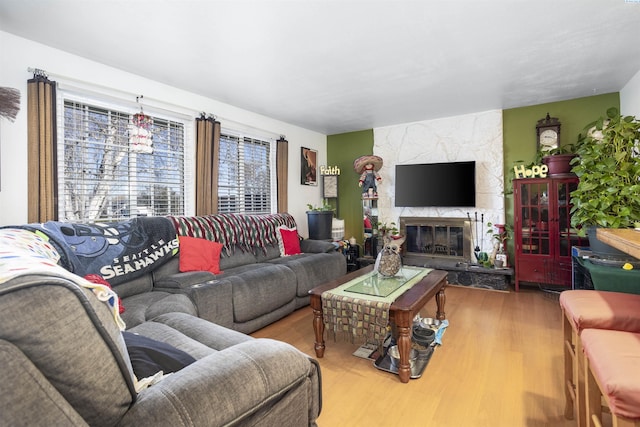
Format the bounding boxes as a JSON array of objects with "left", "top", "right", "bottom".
[{"left": 129, "top": 95, "right": 153, "bottom": 154}]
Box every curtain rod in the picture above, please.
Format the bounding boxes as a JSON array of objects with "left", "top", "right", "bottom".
[
  {"left": 27, "top": 67, "right": 286, "bottom": 140},
  {"left": 28, "top": 67, "right": 200, "bottom": 118}
]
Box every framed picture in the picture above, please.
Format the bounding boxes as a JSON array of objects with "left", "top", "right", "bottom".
[
  {"left": 301, "top": 147, "right": 317, "bottom": 185},
  {"left": 322, "top": 174, "right": 338, "bottom": 198}
]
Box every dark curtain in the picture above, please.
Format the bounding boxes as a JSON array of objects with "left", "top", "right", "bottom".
[
  {"left": 27, "top": 73, "right": 57, "bottom": 222},
  {"left": 195, "top": 115, "right": 220, "bottom": 215},
  {"left": 276, "top": 137, "right": 288, "bottom": 213}
]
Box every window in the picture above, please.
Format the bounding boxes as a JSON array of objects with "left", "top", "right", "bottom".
[
  {"left": 218, "top": 132, "right": 274, "bottom": 214},
  {"left": 58, "top": 96, "right": 189, "bottom": 221}
]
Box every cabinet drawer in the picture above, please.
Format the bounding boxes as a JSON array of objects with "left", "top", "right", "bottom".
[{"left": 517, "top": 260, "right": 546, "bottom": 283}]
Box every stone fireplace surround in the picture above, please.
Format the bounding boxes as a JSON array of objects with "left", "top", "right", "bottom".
[{"left": 372, "top": 110, "right": 512, "bottom": 290}]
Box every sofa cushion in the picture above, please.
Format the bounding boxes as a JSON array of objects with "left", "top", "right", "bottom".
[
  {"left": 219, "top": 245, "right": 260, "bottom": 270},
  {"left": 129, "top": 312, "right": 254, "bottom": 358},
  {"left": 112, "top": 272, "right": 154, "bottom": 299},
  {"left": 226, "top": 264, "right": 297, "bottom": 323},
  {"left": 121, "top": 291, "right": 198, "bottom": 328},
  {"left": 277, "top": 226, "right": 302, "bottom": 256},
  {"left": 178, "top": 236, "right": 223, "bottom": 274},
  {"left": 269, "top": 252, "right": 348, "bottom": 298},
  {"left": 253, "top": 243, "right": 282, "bottom": 262}
]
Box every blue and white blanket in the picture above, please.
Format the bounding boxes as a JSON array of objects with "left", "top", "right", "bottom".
[{"left": 6, "top": 217, "right": 179, "bottom": 285}]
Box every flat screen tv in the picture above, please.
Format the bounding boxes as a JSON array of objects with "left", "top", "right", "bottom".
[{"left": 395, "top": 161, "right": 476, "bottom": 207}]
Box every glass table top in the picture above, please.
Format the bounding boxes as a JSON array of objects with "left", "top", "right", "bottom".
[{"left": 344, "top": 267, "right": 424, "bottom": 297}]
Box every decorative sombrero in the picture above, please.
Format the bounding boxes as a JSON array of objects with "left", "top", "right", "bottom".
[{"left": 353, "top": 155, "right": 383, "bottom": 174}]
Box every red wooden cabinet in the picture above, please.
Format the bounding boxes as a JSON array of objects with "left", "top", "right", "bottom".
[{"left": 513, "top": 177, "right": 586, "bottom": 291}]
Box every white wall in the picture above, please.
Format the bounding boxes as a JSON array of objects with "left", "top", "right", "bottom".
[
  {"left": 373, "top": 110, "right": 505, "bottom": 254},
  {"left": 0, "top": 31, "right": 326, "bottom": 236},
  {"left": 621, "top": 68, "right": 640, "bottom": 118}
]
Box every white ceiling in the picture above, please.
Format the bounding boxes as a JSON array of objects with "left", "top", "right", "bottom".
[{"left": 2, "top": 0, "right": 640, "bottom": 135}]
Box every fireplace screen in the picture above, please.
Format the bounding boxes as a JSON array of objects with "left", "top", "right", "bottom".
[{"left": 401, "top": 217, "right": 472, "bottom": 262}]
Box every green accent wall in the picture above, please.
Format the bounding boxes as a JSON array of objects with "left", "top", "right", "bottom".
[
  {"left": 502, "top": 92, "right": 620, "bottom": 259},
  {"left": 327, "top": 130, "right": 374, "bottom": 243}
]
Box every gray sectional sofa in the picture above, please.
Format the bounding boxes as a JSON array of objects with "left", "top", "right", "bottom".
[
  {"left": 0, "top": 212, "right": 346, "bottom": 426},
  {"left": 6, "top": 213, "right": 347, "bottom": 333}
]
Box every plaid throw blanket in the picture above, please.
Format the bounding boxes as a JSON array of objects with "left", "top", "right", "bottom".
[
  {"left": 321, "top": 293, "right": 391, "bottom": 347},
  {"left": 167, "top": 213, "right": 297, "bottom": 255}
]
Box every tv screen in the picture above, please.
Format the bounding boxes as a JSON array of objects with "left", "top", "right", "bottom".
[{"left": 395, "top": 161, "right": 476, "bottom": 207}]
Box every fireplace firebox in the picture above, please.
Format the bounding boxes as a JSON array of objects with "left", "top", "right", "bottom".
[{"left": 400, "top": 217, "right": 472, "bottom": 264}]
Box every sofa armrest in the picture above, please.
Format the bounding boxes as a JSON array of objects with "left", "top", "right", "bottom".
[
  {"left": 300, "top": 239, "right": 338, "bottom": 253},
  {"left": 153, "top": 271, "right": 216, "bottom": 290},
  {"left": 119, "top": 339, "right": 321, "bottom": 427}
]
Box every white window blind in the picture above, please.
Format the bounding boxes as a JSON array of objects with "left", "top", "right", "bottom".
[
  {"left": 218, "top": 133, "right": 273, "bottom": 214},
  {"left": 58, "top": 98, "right": 187, "bottom": 221}
]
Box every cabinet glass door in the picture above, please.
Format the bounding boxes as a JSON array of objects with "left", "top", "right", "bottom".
[
  {"left": 556, "top": 179, "right": 581, "bottom": 257},
  {"left": 518, "top": 181, "right": 550, "bottom": 256}
]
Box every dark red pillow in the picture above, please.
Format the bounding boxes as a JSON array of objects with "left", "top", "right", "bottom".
[
  {"left": 277, "top": 226, "right": 302, "bottom": 256},
  {"left": 178, "top": 236, "right": 223, "bottom": 274}
]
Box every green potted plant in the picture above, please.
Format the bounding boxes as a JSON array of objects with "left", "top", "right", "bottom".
[
  {"left": 570, "top": 107, "right": 640, "bottom": 254},
  {"left": 487, "top": 222, "right": 512, "bottom": 268},
  {"left": 306, "top": 201, "right": 335, "bottom": 240},
  {"left": 376, "top": 220, "right": 400, "bottom": 239}
]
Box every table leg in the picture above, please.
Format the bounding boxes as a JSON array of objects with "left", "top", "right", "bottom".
[
  {"left": 435, "top": 286, "right": 446, "bottom": 320},
  {"left": 396, "top": 324, "right": 412, "bottom": 383},
  {"left": 312, "top": 306, "right": 325, "bottom": 358}
]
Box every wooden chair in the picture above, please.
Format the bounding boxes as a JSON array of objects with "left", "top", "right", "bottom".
[
  {"left": 581, "top": 329, "right": 640, "bottom": 427},
  {"left": 559, "top": 290, "right": 640, "bottom": 427}
]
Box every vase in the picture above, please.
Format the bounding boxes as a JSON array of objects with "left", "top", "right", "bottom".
[{"left": 375, "top": 250, "right": 402, "bottom": 276}]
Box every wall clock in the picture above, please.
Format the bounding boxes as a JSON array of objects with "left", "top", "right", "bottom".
[
  {"left": 322, "top": 175, "right": 338, "bottom": 198},
  {"left": 536, "top": 113, "right": 561, "bottom": 153}
]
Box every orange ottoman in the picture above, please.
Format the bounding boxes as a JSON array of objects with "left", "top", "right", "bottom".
[
  {"left": 581, "top": 329, "right": 640, "bottom": 426},
  {"left": 559, "top": 290, "right": 640, "bottom": 426}
]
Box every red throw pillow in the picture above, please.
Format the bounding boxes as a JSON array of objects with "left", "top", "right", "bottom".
[
  {"left": 277, "top": 226, "right": 302, "bottom": 256},
  {"left": 178, "top": 236, "right": 223, "bottom": 274}
]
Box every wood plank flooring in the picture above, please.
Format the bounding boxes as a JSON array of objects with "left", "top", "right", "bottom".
[{"left": 251, "top": 284, "right": 576, "bottom": 427}]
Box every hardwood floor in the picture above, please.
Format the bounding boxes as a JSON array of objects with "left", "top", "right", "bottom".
[{"left": 252, "top": 284, "right": 577, "bottom": 427}]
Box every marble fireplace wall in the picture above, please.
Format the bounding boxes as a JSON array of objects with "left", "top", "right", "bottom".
[{"left": 373, "top": 109, "right": 505, "bottom": 259}]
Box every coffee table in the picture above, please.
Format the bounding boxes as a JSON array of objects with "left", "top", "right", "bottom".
[{"left": 309, "top": 265, "right": 447, "bottom": 383}]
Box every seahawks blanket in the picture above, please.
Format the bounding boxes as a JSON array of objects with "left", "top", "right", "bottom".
[{"left": 6, "top": 217, "right": 178, "bottom": 285}]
